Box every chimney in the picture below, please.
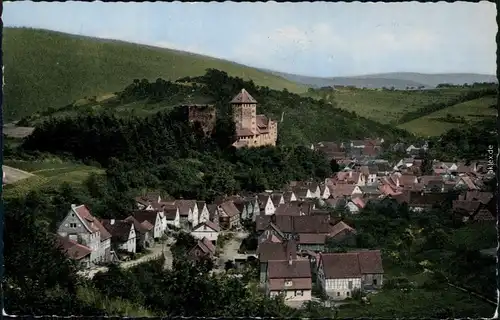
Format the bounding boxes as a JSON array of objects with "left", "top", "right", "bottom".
[
  {"left": 110, "top": 219, "right": 115, "bottom": 225},
  {"left": 288, "top": 253, "right": 293, "bottom": 266}
]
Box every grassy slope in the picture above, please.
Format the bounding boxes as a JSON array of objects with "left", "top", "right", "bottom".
[
  {"left": 3, "top": 159, "right": 103, "bottom": 199},
  {"left": 304, "top": 88, "right": 467, "bottom": 125},
  {"left": 398, "top": 96, "right": 497, "bottom": 136},
  {"left": 3, "top": 27, "right": 306, "bottom": 121}
]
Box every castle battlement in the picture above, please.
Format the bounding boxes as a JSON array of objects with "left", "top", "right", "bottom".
[
  {"left": 184, "top": 89, "right": 278, "bottom": 148},
  {"left": 231, "top": 89, "right": 277, "bottom": 148}
]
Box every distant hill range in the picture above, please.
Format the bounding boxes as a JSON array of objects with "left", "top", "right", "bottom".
[{"left": 262, "top": 70, "right": 498, "bottom": 89}]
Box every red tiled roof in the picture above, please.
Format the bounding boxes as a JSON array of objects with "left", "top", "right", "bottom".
[
  {"left": 258, "top": 240, "right": 297, "bottom": 262},
  {"left": 193, "top": 220, "right": 220, "bottom": 232},
  {"left": 236, "top": 128, "right": 256, "bottom": 137},
  {"left": 132, "top": 210, "right": 158, "bottom": 226},
  {"left": 219, "top": 201, "right": 240, "bottom": 217},
  {"left": 101, "top": 219, "right": 134, "bottom": 242},
  {"left": 56, "top": 235, "right": 92, "bottom": 260},
  {"left": 124, "top": 216, "right": 152, "bottom": 233},
  {"left": 73, "top": 204, "right": 112, "bottom": 241},
  {"left": 267, "top": 259, "right": 311, "bottom": 279},
  {"left": 320, "top": 250, "right": 383, "bottom": 279},
  {"left": 329, "top": 221, "right": 356, "bottom": 238},
  {"left": 298, "top": 233, "right": 326, "bottom": 244},
  {"left": 231, "top": 89, "right": 257, "bottom": 104}
]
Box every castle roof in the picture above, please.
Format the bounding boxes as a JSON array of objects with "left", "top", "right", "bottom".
[{"left": 231, "top": 89, "right": 257, "bottom": 104}]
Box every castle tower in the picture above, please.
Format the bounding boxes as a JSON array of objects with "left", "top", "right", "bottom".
[{"left": 230, "top": 89, "right": 257, "bottom": 133}]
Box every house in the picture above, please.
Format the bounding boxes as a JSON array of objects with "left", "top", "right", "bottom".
[
  {"left": 191, "top": 220, "right": 220, "bottom": 244},
  {"left": 405, "top": 145, "right": 420, "bottom": 154},
  {"left": 335, "top": 171, "right": 366, "bottom": 186},
  {"left": 297, "top": 234, "right": 326, "bottom": 252},
  {"left": 328, "top": 221, "right": 357, "bottom": 246},
  {"left": 454, "top": 176, "right": 479, "bottom": 191},
  {"left": 257, "top": 240, "right": 297, "bottom": 284},
  {"left": 258, "top": 223, "right": 286, "bottom": 244},
  {"left": 330, "top": 184, "right": 363, "bottom": 199},
  {"left": 320, "top": 185, "right": 331, "bottom": 199},
  {"left": 259, "top": 194, "right": 276, "bottom": 215},
  {"left": 163, "top": 205, "right": 181, "bottom": 229},
  {"left": 350, "top": 140, "right": 366, "bottom": 149},
  {"left": 307, "top": 183, "right": 322, "bottom": 199},
  {"left": 452, "top": 200, "right": 482, "bottom": 222},
  {"left": 359, "top": 166, "right": 378, "bottom": 185},
  {"left": 283, "top": 191, "right": 298, "bottom": 203},
  {"left": 442, "top": 162, "right": 458, "bottom": 171},
  {"left": 168, "top": 200, "right": 194, "bottom": 228},
  {"left": 313, "top": 254, "right": 363, "bottom": 304},
  {"left": 56, "top": 234, "right": 92, "bottom": 269},
  {"left": 471, "top": 209, "right": 496, "bottom": 222},
  {"left": 275, "top": 202, "right": 313, "bottom": 216},
  {"left": 317, "top": 250, "right": 384, "bottom": 300},
  {"left": 188, "top": 237, "right": 217, "bottom": 263},
  {"left": 230, "top": 197, "right": 255, "bottom": 221},
  {"left": 346, "top": 197, "right": 366, "bottom": 214},
  {"left": 175, "top": 200, "right": 198, "bottom": 228},
  {"left": 135, "top": 192, "right": 162, "bottom": 210},
  {"left": 124, "top": 216, "right": 154, "bottom": 250},
  {"left": 292, "top": 187, "right": 313, "bottom": 200},
  {"left": 271, "top": 193, "right": 286, "bottom": 207},
  {"left": 266, "top": 257, "right": 312, "bottom": 306},
  {"left": 197, "top": 201, "right": 210, "bottom": 224},
  {"left": 393, "top": 191, "right": 450, "bottom": 212},
  {"left": 461, "top": 191, "right": 493, "bottom": 204},
  {"left": 242, "top": 196, "right": 261, "bottom": 221},
  {"left": 101, "top": 219, "right": 137, "bottom": 254},
  {"left": 132, "top": 210, "right": 164, "bottom": 239},
  {"left": 207, "top": 204, "right": 219, "bottom": 224},
  {"left": 57, "top": 204, "right": 112, "bottom": 265},
  {"left": 359, "top": 185, "right": 382, "bottom": 199},
  {"left": 218, "top": 200, "right": 241, "bottom": 230}
]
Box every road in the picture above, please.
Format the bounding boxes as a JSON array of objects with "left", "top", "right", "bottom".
[
  {"left": 80, "top": 241, "right": 174, "bottom": 279},
  {"left": 218, "top": 231, "right": 250, "bottom": 267},
  {"left": 2, "top": 165, "right": 35, "bottom": 185}
]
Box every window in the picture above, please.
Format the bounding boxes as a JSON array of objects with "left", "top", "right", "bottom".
[
  {"left": 70, "top": 223, "right": 77, "bottom": 228},
  {"left": 348, "top": 281, "right": 353, "bottom": 289},
  {"left": 347, "top": 291, "right": 350, "bottom": 297},
  {"left": 337, "top": 292, "right": 340, "bottom": 297},
  {"left": 373, "top": 279, "right": 377, "bottom": 285},
  {"left": 284, "top": 280, "right": 293, "bottom": 287},
  {"left": 295, "top": 290, "right": 303, "bottom": 296}
]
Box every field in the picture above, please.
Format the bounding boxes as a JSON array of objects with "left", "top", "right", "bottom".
[
  {"left": 397, "top": 96, "right": 497, "bottom": 136},
  {"left": 304, "top": 88, "right": 468, "bottom": 125},
  {"left": 4, "top": 27, "right": 306, "bottom": 121},
  {"left": 3, "top": 159, "right": 104, "bottom": 199},
  {"left": 336, "top": 260, "right": 495, "bottom": 318}
]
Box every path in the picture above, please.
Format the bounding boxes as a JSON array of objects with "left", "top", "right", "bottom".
[
  {"left": 3, "top": 123, "right": 35, "bottom": 139},
  {"left": 2, "top": 165, "right": 35, "bottom": 185}
]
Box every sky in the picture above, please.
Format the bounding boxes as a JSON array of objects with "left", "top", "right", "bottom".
[{"left": 3, "top": 1, "right": 497, "bottom": 77}]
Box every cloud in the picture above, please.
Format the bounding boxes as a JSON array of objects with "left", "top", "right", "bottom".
[{"left": 230, "top": 23, "right": 439, "bottom": 75}]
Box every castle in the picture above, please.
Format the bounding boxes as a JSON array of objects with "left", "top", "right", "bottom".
[{"left": 187, "top": 89, "right": 278, "bottom": 148}]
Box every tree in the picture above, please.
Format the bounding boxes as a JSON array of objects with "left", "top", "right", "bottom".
[{"left": 329, "top": 158, "right": 340, "bottom": 173}]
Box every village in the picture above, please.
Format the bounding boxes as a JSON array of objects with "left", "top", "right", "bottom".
[{"left": 55, "top": 135, "right": 496, "bottom": 308}]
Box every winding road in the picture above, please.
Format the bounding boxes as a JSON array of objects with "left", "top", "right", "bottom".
[{"left": 2, "top": 165, "right": 35, "bottom": 185}]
